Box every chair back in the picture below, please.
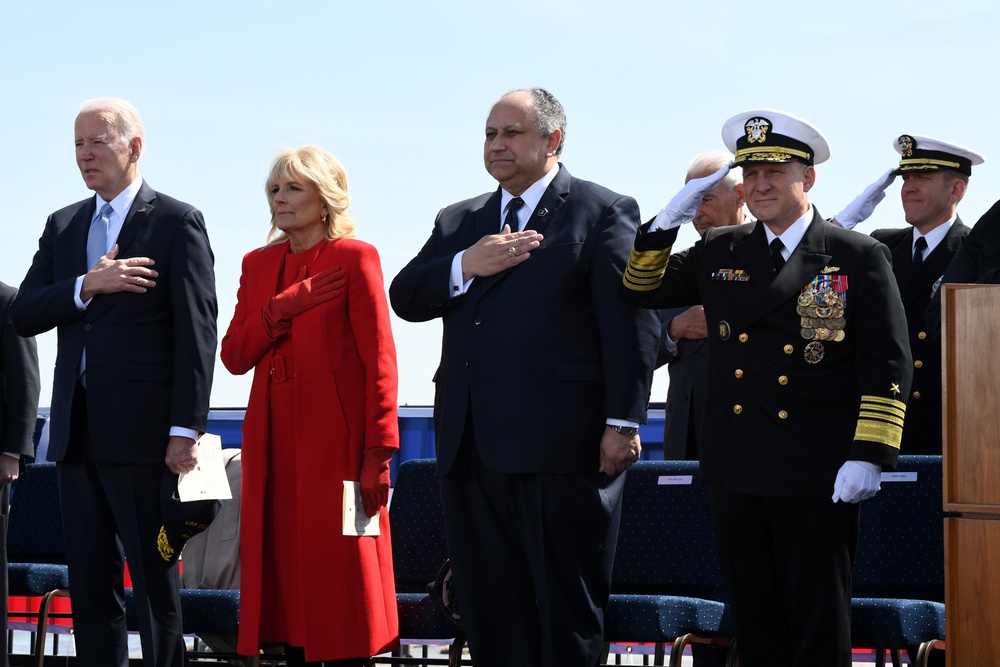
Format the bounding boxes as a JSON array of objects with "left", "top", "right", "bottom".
[
  {"left": 389, "top": 459, "right": 450, "bottom": 594},
  {"left": 8, "top": 463, "right": 67, "bottom": 564},
  {"left": 612, "top": 460, "right": 726, "bottom": 600},
  {"left": 853, "top": 455, "right": 945, "bottom": 601}
]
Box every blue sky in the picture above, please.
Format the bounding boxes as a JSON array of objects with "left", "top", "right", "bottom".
[{"left": 5, "top": 0, "right": 1000, "bottom": 408}]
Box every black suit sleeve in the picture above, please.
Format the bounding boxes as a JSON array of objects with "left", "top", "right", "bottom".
[{"left": 0, "top": 284, "right": 41, "bottom": 457}]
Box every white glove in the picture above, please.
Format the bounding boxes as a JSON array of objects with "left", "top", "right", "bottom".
[
  {"left": 650, "top": 161, "right": 733, "bottom": 232},
  {"left": 832, "top": 460, "right": 882, "bottom": 503},
  {"left": 832, "top": 169, "right": 896, "bottom": 230}
]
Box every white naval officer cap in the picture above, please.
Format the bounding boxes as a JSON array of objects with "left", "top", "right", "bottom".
[
  {"left": 893, "top": 134, "right": 985, "bottom": 177},
  {"left": 722, "top": 109, "right": 831, "bottom": 167}
]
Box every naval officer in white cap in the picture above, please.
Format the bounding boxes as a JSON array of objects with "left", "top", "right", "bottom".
[
  {"left": 834, "top": 135, "right": 984, "bottom": 456},
  {"left": 621, "top": 109, "right": 913, "bottom": 667}
]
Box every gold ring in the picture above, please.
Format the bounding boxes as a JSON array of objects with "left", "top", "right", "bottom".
[{"left": 508, "top": 246, "right": 517, "bottom": 257}]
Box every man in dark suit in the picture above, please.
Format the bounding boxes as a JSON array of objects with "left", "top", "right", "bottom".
[
  {"left": 0, "top": 281, "right": 41, "bottom": 667},
  {"left": 658, "top": 151, "right": 745, "bottom": 460},
  {"left": 12, "top": 98, "right": 217, "bottom": 667},
  {"left": 833, "top": 135, "right": 984, "bottom": 455},
  {"left": 926, "top": 197, "right": 1000, "bottom": 337},
  {"left": 622, "top": 109, "right": 912, "bottom": 667},
  {"left": 390, "top": 87, "right": 658, "bottom": 667}
]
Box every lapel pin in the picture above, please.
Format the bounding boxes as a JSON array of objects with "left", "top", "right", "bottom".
[{"left": 537, "top": 207, "right": 549, "bottom": 217}]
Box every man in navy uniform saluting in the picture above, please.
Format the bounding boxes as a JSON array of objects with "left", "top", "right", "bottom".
[
  {"left": 621, "top": 109, "right": 912, "bottom": 666},
  {"left": 832, "top": 135, "right": 984, "bottom": 454}
]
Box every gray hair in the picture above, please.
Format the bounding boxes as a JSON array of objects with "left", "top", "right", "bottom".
[
  {"left": 503, "top": 87, "right": 567, "bottom": 156},
  {"left": 79, "top": 97, "right": 145, "bottom": 148},
  {"left": 687, "top": 150, "right": 741, "bottom": 189}
]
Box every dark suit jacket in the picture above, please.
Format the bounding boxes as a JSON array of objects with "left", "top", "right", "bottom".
[
  {"left": 871, "top": 221, "right": 968, "bottom": 454},
  {"left": 0, "top": 282, "right": 40, "bottom": 460},
  {"left": 623, "top": 210, "right": 912, "bottom": 497},
  {"left": 390, "top": 165, "right": 658, "bottom": 475},
  {"left": 926, "top": 199, "right": 1000, "bottom": 334},
  {"left": 11, "top": 182, "right": 217, "bottom": 463},
  {"left": 0, "top": 280, "right": 40, "bottom": 667},
  {"left": 657, "top": 307, "right": 709, "bottom": 460}
]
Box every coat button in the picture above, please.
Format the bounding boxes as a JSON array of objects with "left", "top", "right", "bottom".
[
  {"left": 463, "top": 361, "right": 470, "bottom": 368},
  {"left": 778, "top": 375, "right": 788, "bottom": 385},
  {"left": 778, "top": 410, "right": 789, "bottom": 420},
  {"left": 914, "top": 360, "right": 923, "bottom": 369},
  {"left": 84, "top": 324, "right": 93, "bottom": 332},
  {"left": 734, "top": 369, "right": 744, "bottom": 379},
  {"left": 783, "top": 344, "right": 793, "bottom": 354},
  {"left": 474, "top": 319, "right": 481, "bottom": 325},
  {"left": 913, "top": 391, "right": 921, "bottom": 399},
  {"left": 733, "top": 405, "right": 743, "bottom": 414},
  {"left": 917, "top": 331, "right": 927, "bottom": 340},
  {"left": 738, "top": 333, "right": 749, "bottom": 343}
]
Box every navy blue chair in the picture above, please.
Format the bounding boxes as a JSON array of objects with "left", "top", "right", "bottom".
[
  {"left": 124, "top": 588, "right": 254, "bottom": 665},
  {"left": 388, "top": 459, "right": 464, "bottom": 666},
  {"left": 852, "top": 455, "right": 947, "bottom": 667},
  {"left": 603, "top": 460, "right": 733, "bottom": 667},
  {"left": 7, "top": 463, "right": 70, "bottom": 667}
]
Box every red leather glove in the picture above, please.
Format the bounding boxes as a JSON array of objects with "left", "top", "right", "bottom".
[
  {"left": 360, "top": 447, "right": 393, "bottom": 518},
  {"left": 262, "top": 265, "right": 346, "bottom": 337}
]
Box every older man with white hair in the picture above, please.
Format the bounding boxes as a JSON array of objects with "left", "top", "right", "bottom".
[{"left": 13, "top": 98, "right": 217, "bottom": 667}]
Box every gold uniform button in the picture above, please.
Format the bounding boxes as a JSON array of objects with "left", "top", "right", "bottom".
[
  {"left": 733, "top": 405, "right": 743, "bottom": 415},
  {"left": 738, "top": 333, "right": 749, "bottom": 343},
  {"left": 735, "top": 369, "right": 744, "bottom": 379},
  {"left": 778, "top": 410, "right": 789, "bottom": 420},
  {"left": 914, "top": 360, "right": 923, "bottom": 369},
  {"left": 913, "top": 391, "right": 921, "bottom": 399},
  {"left": 917, "top": 331, "right": 927, "bottom": 340},
  {"left": 783, "top": 344, "right": 794, "bottom": 354},
  {"left": 778, "top": 375, "right": 788, "bottom": 385}
]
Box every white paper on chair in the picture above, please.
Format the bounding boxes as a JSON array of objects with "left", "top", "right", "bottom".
[
  {"left": 177, "top": 433, "right": 233, "bottom": 502},
  {"left": 343, "top": 481, "right": 380, "bottom": 536}
]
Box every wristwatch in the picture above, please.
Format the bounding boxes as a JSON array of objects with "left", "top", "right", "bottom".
[{"left": 608, "top": 425, "right": 639, "bottom": 437}]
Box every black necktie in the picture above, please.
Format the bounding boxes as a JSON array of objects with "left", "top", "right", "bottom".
[
  {"left": 770, "top": 238, "right": 786, "bottom": 273},
  {"left": 504, "top": 197, "right": 524, "bottom": 233},
  {"left": 913, "top": 236, "right": 927, "bottom": 272}
]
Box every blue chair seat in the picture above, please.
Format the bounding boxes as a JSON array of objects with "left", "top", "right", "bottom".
[
  {"left": 605, "top": 594, "right": 728, "bottom": 641},
  {"left": 851, "top": 597, "right": 945, "bottom": 655},
  {"left": 7, "top": 563, "right": 69, "bottom": 596},
  {"left": 124, "top": 587, "right": 241, "bottom": 636},
  {"left": 396, "top": 592, "right": 462, "bottom": 639}
]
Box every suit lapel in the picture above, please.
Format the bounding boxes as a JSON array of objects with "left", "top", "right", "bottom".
[
  {"left": 73, "top": 199, "right": 97, "bottom": 273},
  {"left": 525, "top": 168, "right": 570, "bottom": 237},
  {"left": 735, "top": 213, "right": 831, "bottom": 332},
  {"left": 115, "top": 182, "right": 157, "bottom": 256}
]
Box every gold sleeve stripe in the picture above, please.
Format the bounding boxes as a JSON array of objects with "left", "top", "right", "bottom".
[
  {"left": 859, "top": 410, "right": 905, "bottom": 428},
  {"left": 854, "top": 395, "right": 907, "bottom": 449},
  {"left": 863, "top": 395, "right": 907, "bottom": 408},
  {"left": 623, "top": 247, "right": 672, "bottom": 292},
  {"left": 854, "top": 420, "right": 903, "bottom": 449}
]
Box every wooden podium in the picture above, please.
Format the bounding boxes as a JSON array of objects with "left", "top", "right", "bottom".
[{"left": 941, "top": 284, "right": 1000, "bottom": 666}]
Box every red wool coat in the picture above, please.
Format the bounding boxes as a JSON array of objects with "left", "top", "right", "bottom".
[{"left": 221, "top": 238, "right": 399, "bottom": 660}]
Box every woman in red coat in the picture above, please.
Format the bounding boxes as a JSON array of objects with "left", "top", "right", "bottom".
[{"left": 221, "top": 145, "right": 399, "bottom": 666}]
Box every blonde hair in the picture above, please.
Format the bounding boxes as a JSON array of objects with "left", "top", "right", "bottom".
[{"left": 265, "top": 145, "right": 356, "bottom": 244}]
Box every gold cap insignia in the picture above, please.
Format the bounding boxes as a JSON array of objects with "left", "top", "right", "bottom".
[
  {"left": 745, "top": 117, "right": 771, "bottom": 145},
  {"left": 898, "top": 135, "right": 915, "bottom": 158}
]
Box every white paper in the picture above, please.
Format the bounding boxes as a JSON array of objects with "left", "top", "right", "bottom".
[
  {"left": 177, "top": 434, "right": 233, "bottom": 502},
  {"left": 343, "top": 481, "right": 380, "bottom": 536}
]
